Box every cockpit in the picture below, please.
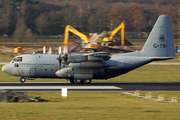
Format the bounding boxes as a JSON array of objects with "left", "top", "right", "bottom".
[
  {"left": 12, "top": 57, "right": 22, "bottom": 62},
  {"left": 11, "top": 57, "right": 23, "bottom": 67}
]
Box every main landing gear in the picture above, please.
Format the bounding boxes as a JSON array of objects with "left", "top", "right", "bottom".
[
  {"left": 83, "top": 79, "right": 92, "bottom": 84},
  {"left": 69, "top": 78, "right": 92, "bottom": 84},
  {"left": 20, "top": 77, "right": 26, "bottom": 83}
]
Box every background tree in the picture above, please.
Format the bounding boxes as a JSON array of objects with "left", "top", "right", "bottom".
[
  {"left": 35, "top": 13, "right": 48, "bottom": 37},
  {"left": 0, "top": 0, "right": 179, "bottom": 39},
  {"left": 13, "top": 18, "right": 28, "bottom": 42}
]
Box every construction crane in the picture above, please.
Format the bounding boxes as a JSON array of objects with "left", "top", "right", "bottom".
[
  {"left": 103, "top": 22, "right": 125, "bottom": 46},
  {"left": 64, "top": 25, "right": 102, "bottom": 50}
]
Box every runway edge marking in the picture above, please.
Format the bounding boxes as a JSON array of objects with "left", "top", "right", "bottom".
[{"left": 0, "top": 86, "right": 122, "bottom": 90}]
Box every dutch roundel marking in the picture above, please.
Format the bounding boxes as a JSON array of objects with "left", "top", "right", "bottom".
[{"left": 153, "top": 44, "right": 167, "bottom": 48}]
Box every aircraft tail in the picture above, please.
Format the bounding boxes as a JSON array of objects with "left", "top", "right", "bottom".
[{"left": 141, "top": 15, "right": 176, "bottom": 60}]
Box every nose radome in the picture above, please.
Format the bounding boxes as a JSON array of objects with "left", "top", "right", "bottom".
[
  {"left": 2, "top": 66, "right": 4, "bottom": 72},
  {"left": 2, "top": 64, "right": 12, "bottom": 75}
]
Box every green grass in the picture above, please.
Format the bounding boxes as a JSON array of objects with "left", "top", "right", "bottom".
[
  {"left": 0, "top": 49, "right": 180, "bottom": 82},
  {"left": 0, "top": 52, "right": 180, "bottom": 63},
  {"left": 0, "top": 38, "right": 81, "bottom": 45},
  {"left": 0, "top": 54, "right": 14, "bottom": 62},
  {"left": 0, "top": 65, "right": 180, "bottom": 82},
  {"left": 134, "top": 91, "right": 180, "bottom": 101},
  {"left": 109, "top": 65, "right": 180, "bottom": 82},
  {"left": 0, "top": 65, "right": 67, "bottom": 82},
  {"left": 0, "top": 92, "right": 180, "bottom": 120},
  {"left": 154, "top": 53, "right": 180, "bottom": 62}
]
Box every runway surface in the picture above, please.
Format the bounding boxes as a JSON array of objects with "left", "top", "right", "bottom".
[{"left": 0, "top": 82, "right": 180, "bottom": 92}]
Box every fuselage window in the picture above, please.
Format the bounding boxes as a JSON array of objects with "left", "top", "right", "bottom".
[
  {"left": 51, "top": 69, "right": 53, "bottom": 71},
  {"left": 14, "top": 63, "right": 19, "bottom": 67},
  {"left": 45, "top": 69, "right": 47, "bottom": 71}
]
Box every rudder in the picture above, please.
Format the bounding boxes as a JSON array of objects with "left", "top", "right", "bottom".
[{"left": 141, "top": 15, "right": 175, "bottom": 59}]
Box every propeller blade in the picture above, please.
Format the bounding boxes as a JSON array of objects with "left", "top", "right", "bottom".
[
  {"left": 59, "top": 46, "right": 62, "bottom": 55},
  {"left": 43, "top": 46, "right": 46, "bottom": 54},
  {"left": 47, "top": 47, "right": 52, "bottom": 54},
  {"left": 63, "top": 46, "right": 68, "bottom": 54},
  {"left": 57, "top": 46, "right": 69, "bottom": 64}
]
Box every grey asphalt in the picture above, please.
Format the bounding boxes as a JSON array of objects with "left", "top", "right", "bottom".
[{"left": 0, "top": 82, "right": 180, "bottom": 92}]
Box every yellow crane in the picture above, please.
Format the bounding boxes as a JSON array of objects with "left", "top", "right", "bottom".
[
  {"left": 103, "top": 22, "right": 125, "bottom": 46},
  {"left": 64, "top": 25, "right": 102, "bottom": 49}
]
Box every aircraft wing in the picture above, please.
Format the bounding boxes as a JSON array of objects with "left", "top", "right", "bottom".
[
  {"left": 83, "top": 52, "right": 111, "bottom": 60},
  {"left": 66, "top": 52, "right": 111, "bottom": 63}
]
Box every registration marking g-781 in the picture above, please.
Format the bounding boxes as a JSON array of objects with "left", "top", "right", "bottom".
[{"left": 153, "top": 44, "right": 167, "bottom": 48}]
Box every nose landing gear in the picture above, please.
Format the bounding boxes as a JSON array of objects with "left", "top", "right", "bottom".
[{"left": 20, "top": 77, "right": 26, "bottom": 83}]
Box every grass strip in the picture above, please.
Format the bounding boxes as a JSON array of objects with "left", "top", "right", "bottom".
[
  {"left": 0, "top": 65, "right": 180, "bottom": 82},
  {"left": 0, "top": 91, "right": 179, "bottom": 120}
]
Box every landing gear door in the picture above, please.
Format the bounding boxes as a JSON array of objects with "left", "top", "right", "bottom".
[
  {"left": 29, "top": 68, "right": 36, "bottom": 76},
  {"left": 18, "top": 68, "right": 25, "bottom": 76}
]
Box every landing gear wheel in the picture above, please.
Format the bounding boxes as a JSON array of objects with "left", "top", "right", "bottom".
[
  {"left": 83, "top": 79, "right": 92, "bottom": 84},
  {"left": 20, "top": 77, "right": 26, "bottom": 83},
  {"left": 74, "top": 79, "right": 83, "bottom": 84},
  {"left": 69, "top": 78, "right": 75, "bottom": 84}
]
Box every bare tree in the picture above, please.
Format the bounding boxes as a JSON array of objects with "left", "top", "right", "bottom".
[{"left": 35, "top": 13, "right": 48, "bottom": 37}]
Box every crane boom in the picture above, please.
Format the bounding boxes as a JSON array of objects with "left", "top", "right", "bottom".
[
  {"left": 63, "top": 25, "right": 102, "bottom": 50},
  {"left": 103, "top": 22, "right": 125, "bottom": 46},
  {"left": 64, "top": 25, "right": 89, "bottom": 46}
]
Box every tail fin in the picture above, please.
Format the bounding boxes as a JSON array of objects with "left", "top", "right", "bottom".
[{"left": 141, "top": 15, "right": 175, "bottom": 59}]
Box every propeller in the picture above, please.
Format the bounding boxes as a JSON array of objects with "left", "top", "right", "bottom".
[
  {"left": 57, "top": 46, "right": 62, "bottom": 61},
  {"left": 57, "top": 46, "right": 69, "bottom": 64},
  {"left": 61, "top": 46, "right": 68, "bottom": 64}
]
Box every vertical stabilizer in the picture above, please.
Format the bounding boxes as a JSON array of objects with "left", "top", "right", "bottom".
[{"left": 141, "top": 15, "right": 175, "bottom": 59}]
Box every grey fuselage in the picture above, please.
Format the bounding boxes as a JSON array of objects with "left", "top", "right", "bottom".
[
  {"left": 2, "top": 15, "right": 176, "bottom": 81},
  {"left": 2, "top": 52, "right": 152, "bottom": 80}
]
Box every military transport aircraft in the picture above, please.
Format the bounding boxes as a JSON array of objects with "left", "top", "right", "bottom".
[{"left": 2, "top": 15, "right": 176, "bottom": 84}]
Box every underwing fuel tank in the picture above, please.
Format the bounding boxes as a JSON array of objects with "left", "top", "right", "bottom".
[
  {"left": 55, "top": 67, "right": 93, "bottom": 80},
  {"left": 69, "top": 61, "right": 109, "bottom": 68},
  {"left": 56, "top": 67, "right": 73, "bottom": 78}
]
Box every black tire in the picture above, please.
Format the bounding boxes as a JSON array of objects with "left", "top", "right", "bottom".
[
  {"left": 74, "top": 79, "right": 84, "bottom": 84},
  {"left": 69, "top": 78, "right": 75, "bottom": 84},
  {"left": 20, "top": 77, "right": 26, "bottom": 83},
  {"left": 83, "top": 79, "right": 92, "bottom": 84}
]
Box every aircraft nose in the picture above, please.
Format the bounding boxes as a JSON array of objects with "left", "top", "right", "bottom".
[
  {"left": 2, "top": 66, "right": 4, "bottom": 72},
  {"left": 2, "top": 64, "right": 12, "bottom": 75}
]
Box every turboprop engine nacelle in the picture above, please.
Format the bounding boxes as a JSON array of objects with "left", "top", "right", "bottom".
[
  {"left": 64, "top": 52, "right": 111, "bottom": 63},
  {"left": 69, "top": 61, "right": 109, "bottom": 68},
  {"left": 55, "top": 67, "right": 93, "bottom": 80},
  {"left": 67, "top": 54, "right": 87, "bottom": 63},
  {"left": 56, "top": 67, "right": 73, "bottom": 78}
]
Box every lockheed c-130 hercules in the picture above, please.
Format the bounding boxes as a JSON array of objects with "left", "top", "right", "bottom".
[{"left": 2, "top": 15, "right": 176, "bottom": 84}]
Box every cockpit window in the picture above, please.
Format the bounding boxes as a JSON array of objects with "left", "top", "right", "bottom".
[{"left": 12, "top": 57, "right": 22, "bottom": 62}]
